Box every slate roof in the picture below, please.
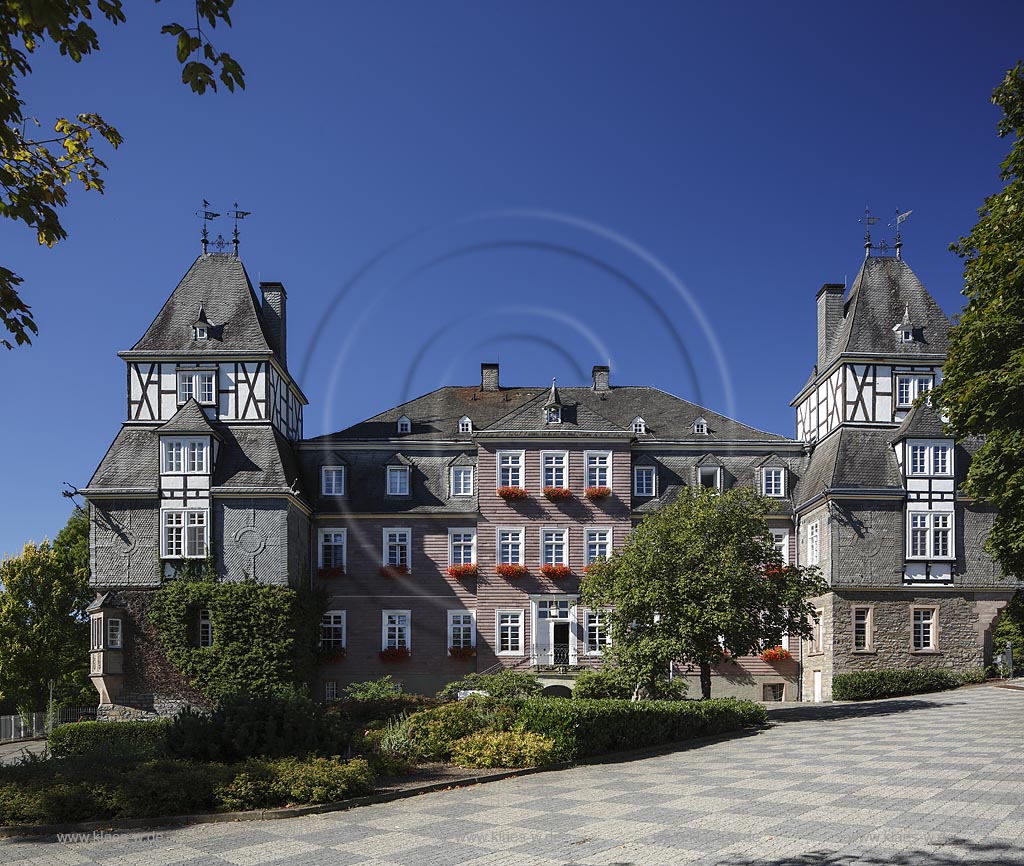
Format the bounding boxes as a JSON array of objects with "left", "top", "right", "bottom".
[
  {"left": 84, "top": 423, "right": 306, "bottom": 501},
  {"left": 794, "top": 426, "right": 904, "bottom": 505},
  {"left": 823, "top": 256, "right": 951, "bottom": 364},
  {"left": 156, "top": 399, "right": 221, "bottom": 438},
  {"left": 125, "top": 254, "right": 277, "bottom": 358},
  {"left": 312, "top": 385, "right": 789, "bottom": 443},
  {"left": 890, "top": 402, "right": 947, "bottom": 442}
]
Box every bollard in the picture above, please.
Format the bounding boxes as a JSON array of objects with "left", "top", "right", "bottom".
[{"left": 1007, "top": 642, "right": 1014, "bottom": 678}]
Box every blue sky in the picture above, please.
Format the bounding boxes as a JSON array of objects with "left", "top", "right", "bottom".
[{"left": 2, "top": 1, "right": 1022, "bottom": 555}]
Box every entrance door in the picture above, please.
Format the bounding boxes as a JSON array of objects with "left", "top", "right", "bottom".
[
  {"left": 552, "top": 622, "right": 570, "bottom": 665},
  {"left": 813, "top": 670, "right": 822, "bottom": 703}
]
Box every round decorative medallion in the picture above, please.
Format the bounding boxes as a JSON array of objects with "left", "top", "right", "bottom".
[{"left": 235, "top": 526, "right": 267, "bottom": 556}]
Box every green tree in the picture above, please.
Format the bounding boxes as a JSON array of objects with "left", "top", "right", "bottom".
[
  {"left": 992, "top": 591, "right": 1024, "bottom": 669},
  {"left": 581, "top": 486, "right": 827, "bottom": 699},
  {"left": 0, "top": 509, "right": 92, "bottom": 713},
  {"left": 932, "top": 61, "right": 1024, "bottom": 578},
  {"left": 1, "top": 0, "right": 245, "bottom": 349}
]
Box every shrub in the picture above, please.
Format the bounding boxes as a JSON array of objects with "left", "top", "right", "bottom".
[
  {"left": 831, "top": 667, "right": 960, "bottom": 701},
  {"left": 437, "top": 670, "right": 543, "bottom": 702},
  {"left": 361, "top": 714, "right": 415, "bottom": 773},
  {"left": 48, "top": 719, "right": 171, "bottom": 760},
  {"left": 216, "top": 756, "right": 374, "bottom": 811},
  {"left": 956, "top": 667, "right": 989, "bottom": 685},
  {"left": 451, "top": 730, "right": 559, "bottom": 769},
  {"left": 343, "top": 676, "right": 402, "bottom": 700},
  {"left": 404, "top": 701, "right": 491, "bottom": 760},
  {"left": 324, "top": 694, "right": 438, "bottom": 749},
  {"left": 515, "top": 697, "right": 767, "bottom": 761},
  {"left": 573, "top": 669, "right": 688, "bottom": 701}
]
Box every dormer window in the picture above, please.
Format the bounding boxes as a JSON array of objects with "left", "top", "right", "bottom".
[
  {"left": 546, "top": 406, "right": 562, "bottom": 424},
  {"left": 387, "top": 465, "right": 410, "bottom": 496},
  {"left": 178, "top": 370, "right": 216, "bottom": 405},
  {"left": 762, "top": 467, "right": 785, "bottom": 497},
  {"left": 693, "top": 417, "right": 708, "bottom": 435},
  {"left": 458, "top": 416, "right": 473, "bottom": 434},
  {"left": 194, "top": 326, "right": 208, "bottom": 340},
  {"left": 397, "top": 416, "right": 411, "bottom": 435},
  {"left": 632, "top": 416, "right": 646, "bottom": 435},
  {"left": 698, "top": 466, "right": 721, "bottom": 491},
  {"left": 899, "top": 329, "right": 914, "bottom": 343}
]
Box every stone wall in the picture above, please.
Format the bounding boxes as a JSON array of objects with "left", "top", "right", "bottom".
[{"left": 801, "top": 591, "right": 834, "bottom": 701}]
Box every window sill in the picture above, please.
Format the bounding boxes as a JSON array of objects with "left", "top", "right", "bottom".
[
  {"left": 851, "top": 649, "right": 877, "bottom": 655},
  {"left": 910, "top": 649, "right": 941, "bottom": 655}
]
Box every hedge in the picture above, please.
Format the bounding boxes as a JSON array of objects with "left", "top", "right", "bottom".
[
  {"left": 451, "top": 730, "right": 559, "bottom": 769},
  {"left": 515, "top": 697, "right": 767, "bottom": 760},
  {"left": 831, "top": 668, "right": 960, "bottom": 701},
  {"left": 48, "top": 720, "right": 171, "bottom": 760}
]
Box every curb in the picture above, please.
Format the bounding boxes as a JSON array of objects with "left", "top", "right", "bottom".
[{"left": 0, "top": 726, "right": 763, "bottom": 838}]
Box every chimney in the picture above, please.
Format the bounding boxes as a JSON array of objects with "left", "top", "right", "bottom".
[
  {"left": 480, "top": 363, "right": 499, "bottom": 391},
  {"left": 592, "top": 365, "right": 610, "bottom": 392},
  {"left": 260, "top": 281, "right": 287, "bottom": 365},
  {"left": 815, "top": 283, "right": 845, "bottom": 369}
]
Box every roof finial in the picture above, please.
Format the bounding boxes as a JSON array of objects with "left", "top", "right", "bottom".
[
  {"left": 227, "top": 202, "right": 251, "bottom": 256},
  {"left": 859, "top": 206, "right": 880, "bottom": 259},
  {"left": 891, "top": 209, "right": 912, "bottom": 260},
  {"left": 196, "top": 199, "right": 220, "bottom": 254}
]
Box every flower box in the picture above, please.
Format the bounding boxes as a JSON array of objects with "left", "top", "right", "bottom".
[
  {"left": 584, "top": 486, "right": 612, "bottom": 500},
  {"left": 319, "top": 649, "right": 346, "bottom": 664},
  {"left": 760, "top": 646, "right": 792, "bottom": 662},
  {"left": 379, "top": 647, "right": 411, "bottom": 662},
  {"left": 318, "top": 566, "right": 346, "bottom": 579},
  {"left": 494, "top": 563, "right": 527, "bottom": 579},
  {"left": 540, "top": 563, "right": 572, "bottom": 579},
  {"left": 543, "top": 486, "right": 572, "bottom": 501},
  {"left": 448, "top": 646, "right": 477, "bottom": 660},
  {"left": 497, "top": 486, "right": 529, "bottom": 501},
  {"left": 446, "top": 563, "right": 478, "bottom": 580},
  {"left": 379, "top": 564, "right": 409, "bottom": 578}
]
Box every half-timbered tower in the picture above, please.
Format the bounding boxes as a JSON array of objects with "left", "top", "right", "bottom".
[
  {"left": 791, "top": 250, "right": 1016, "bottom": 701},
  {"left": 82, "top": 252, "right": 310, "bottom": 712}
]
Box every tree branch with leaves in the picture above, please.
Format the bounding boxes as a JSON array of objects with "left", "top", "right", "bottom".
[{"left": 0, "top": 0, "right": 245, "bottom": 349}]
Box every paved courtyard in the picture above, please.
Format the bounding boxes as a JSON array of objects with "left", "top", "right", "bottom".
[{"left": 3, "top": 685, "right": 1024, "bottom": 865}]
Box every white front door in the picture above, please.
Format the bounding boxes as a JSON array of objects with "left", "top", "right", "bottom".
[
  {"left": 813, "top": 670, "right": 822, "bottom": 703},
  {"left": 533, "top": 607, "right": 551, "bottom": 663}
]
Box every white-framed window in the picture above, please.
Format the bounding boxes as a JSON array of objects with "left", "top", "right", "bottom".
[
  {"left": 321, "top": 466, "right": 346, "bottom": 496},
  {"left": 853, "top": 606, "right": 872, "bottom": 652},
  {"left": 933, "top": 444, "right": 949, "bottom": 475},
  {"left": 771, "top": 530, "right": 790, "bottom": 565},
  {"left": 810, "top": 609, "right": 824, "bottom": 653},
  {"left": 199, "top": 609, "right": 213, "bottom": 647},
  {"left": 632, "top": 416, "right": 646, "bottom": 435},
  {"left": 318, "top": 529, "right": 347, "bottom": 570},
  {"left": 90, "top": 615, "right": 103, "bottom": 651},
  {"left": 451, "top": 465, "right": 474, "bottom": 496},
  {"left": 448, "top": 610, "right": 475, "bottom": 650},
  {"left": 542, "top": 528, "right": 568, "bottom": 566},
  {"left": 907, "top": 443, "right": 952, "bottom": 476},
  {"left": 162, "top": 509, "right": 207, "bottom": 558},
  {"left": 177, "top": 370, "right": 216, "bottom": 405},
  {"left": 449, "top": 528, "right": 476, "bottom": 566},
  {"left": 497, "top": 451, "right": 524, "bottom": 488},
  {"left": 397, "top": 416, "right": 411, "bottom": 434},
  {"left": 807, "top": 520, "right": 820, "bottom": 565},
  {"left": 382, "top": 610, "right": 411, "bottom": 650},
  {"left": 762, "top": 467, "right": 785, "bottom": 497},
  {"left": 895, "top": 374, "right": 933, "bottom": 408},
  {"left": 584, "top": 609, "right": 610, "bottom": 655},
  {"left": 546, "top": 406, "right": 562, "bottom": 424},
  {"left": 693, "top": 417, "right": 708, "bottom": 435},
  {"left": 910, "top": 444, "right": 928, "bottom": 475},
  {"left": 633, "top": 466, "right": 656, "bottom": 497},
  {"left": 458, "top": 415, "right": 473, "bottom": 434},
  {"left": 161, "top": 437, "right": 208, "bottom": 474},
  {"left": 585, "top": 528, "right": 611, "bottom": 565},
  {"left": 383, "top": 528, "right": 411, "bottom": 569},
  {"left": 698, "top": 466, "right": 721, "bottom": 491},
  {"left": 542, "top": 451, "right": 568, "bottom": 488},
  {"left": 107, "top": 617, "right": 123, "bottom": 649},
  {"left": 321, "top": 610, "right": 346, "bottom": 650},
  {"left": 386, "top": 465, "right": 410, "bottom": 496},
  {"left": 537, "top": 599, "right": 571, "bottom": 620},
  {"left": 912, "top": 607, "right": 937, "bottom": 651},
  {"left": 195, "top": 325, "right": 208, "bottom": 340},
  {"left": 762, "top": 683, "right": 785, "bottom": 702},
  {"left": 908, "top": 511, "right": 953, "bottom": 559},
  {"left": 586, "top": 451, "right": 611, "bottom": 488},
  {"left": 497, "top": 527, "right": 524, "bottom": 565},
  {"left": 324, "top": 681, "right": 338, "bottom": 702},
  {"left": 496, "top": 609, "right": 524, "bottom": 655}
]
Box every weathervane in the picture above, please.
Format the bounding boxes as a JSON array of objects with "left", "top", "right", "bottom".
[
  {"left": 226, "top": 202, "right": 251, "bottom": 254},
  {"left": 859, "top": 206, "right": 880, "bottom": 258},
  {"left": 860, "top": 206, "right": 912, "bottom": 258},
  {"left": 889, "top": 209, "right": 912, "bottom": 259},
  {"left": 196, "top": 199, "right": 221, "bottom": 254}
]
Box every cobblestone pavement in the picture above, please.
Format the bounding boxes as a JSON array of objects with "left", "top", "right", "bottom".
[{"left": 3, "top": 685, "right": 1024, "bottom": 865}]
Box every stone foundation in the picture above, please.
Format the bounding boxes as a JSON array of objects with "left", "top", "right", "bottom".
[{"left": 96, "top": 694, "right": 194, "bottom": 721}]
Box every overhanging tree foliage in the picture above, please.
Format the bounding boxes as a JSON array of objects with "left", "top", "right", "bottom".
[
  {"left": 1, "top": 0, "right": 245, "bottom": 349},
  {"left": 581, "top": 486, "right": 827, "bottom": 699},
  {"left": 931, "top": 61, "right": 1024, "bottom": 579},
  {"left": 0, "top": 508, "right": 92, "bottom": 714}
]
